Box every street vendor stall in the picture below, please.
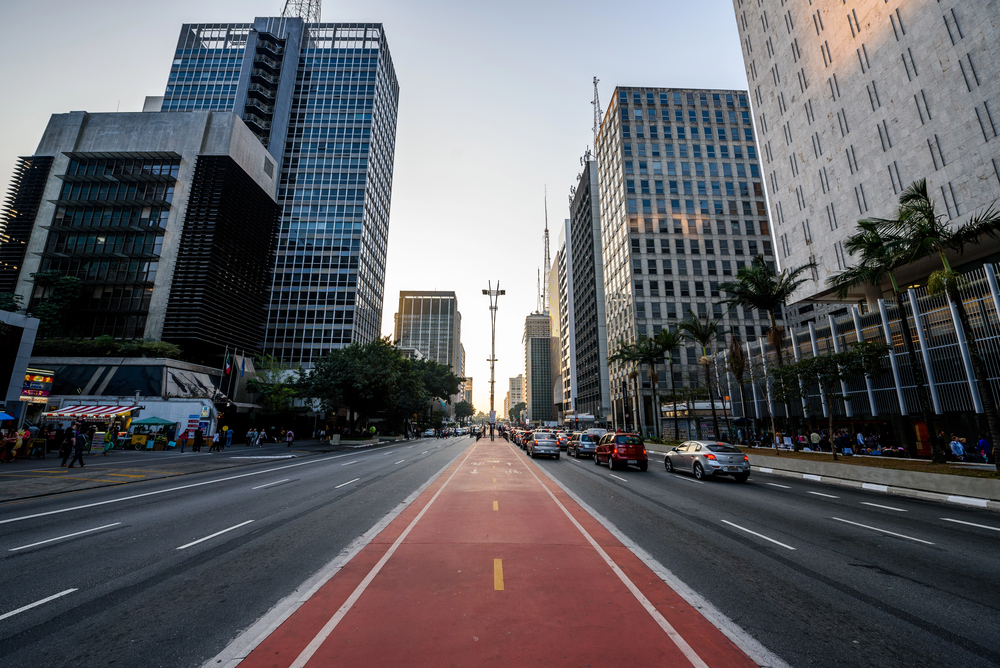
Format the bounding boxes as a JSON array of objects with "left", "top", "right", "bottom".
[
  {"left": 41, "top": 405, "right": 139, "bottom": 452},
  {"left": 128, "top": 416, "right": 178, "bottom": 451}
]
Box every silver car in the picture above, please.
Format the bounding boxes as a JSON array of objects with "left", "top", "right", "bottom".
[
  {"left": 567, "top": 432, "right": 599, "bottom": 458},
  {"left": 664, "top": 441, "right": 750, "bottom": 482},
  {"left": 529, "top": 432, "right": 560, "bottom": 459}
]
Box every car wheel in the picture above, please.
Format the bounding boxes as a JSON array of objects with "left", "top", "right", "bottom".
[
  {"left": 574, "top": 448, "right": 580, "bottom": 459},
  {"left": 530, "top": 450, "right": 536, "bottom": 458},
  {"left": 594, "top": 453, "right": 602, "bottom": 465},
  {"left": 733, "top": 473, "right": 749, "bottom": 483},
  {"left": 554, "top": 453, "right": 560, "bottom": 460},
  {"left": 608, "top": 457, "right": 617, "bottom": 471},
  {"left": 694, "top": 463, "right": 705, "bottom": 480},
  {"left": 638, "top": 462, "right": 647, "bottom": 472},
  {"left": 664, "top": 457, "right": 674, "bottom": 472}
]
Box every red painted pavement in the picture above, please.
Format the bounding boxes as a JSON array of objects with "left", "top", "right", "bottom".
[{"left": 238, "top": 439, "right": 758, "bottom": 667}]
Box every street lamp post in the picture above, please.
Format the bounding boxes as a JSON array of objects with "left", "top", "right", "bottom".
[{"left": 483, "top": 282, "right": 504, "bottom": 441}]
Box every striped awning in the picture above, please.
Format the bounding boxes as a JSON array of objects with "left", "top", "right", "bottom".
[{"left": 43, "top": 405, "right": 138, "bottom": 419}]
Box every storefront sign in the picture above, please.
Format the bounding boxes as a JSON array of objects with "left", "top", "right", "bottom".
[{"left": 21, "top": 369, "right": 55, "bottom": 404}]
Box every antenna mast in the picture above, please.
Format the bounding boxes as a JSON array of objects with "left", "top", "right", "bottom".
[
  {"left": 542, "top": 188, "right": 551, "bottom": 313},
  {"left": 592, "top": 76, "right": 601, "bottom": 148},
  {"left": 281, "top": 0, "right": 322, "bottom": 22}
]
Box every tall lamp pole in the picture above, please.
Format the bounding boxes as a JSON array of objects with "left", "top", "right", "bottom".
[{"left": 483, "top": 282, "right": 505, "bottom": 440}]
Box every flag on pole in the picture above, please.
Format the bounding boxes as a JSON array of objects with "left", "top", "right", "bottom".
[
  {"left": 240, "top": 352, "right": 246, "bottom": 377},
  {"left": 224, "top": 350, "right": 232, "bottom": 375}
]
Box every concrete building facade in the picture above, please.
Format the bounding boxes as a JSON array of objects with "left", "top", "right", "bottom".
[
  {"left": 392, "top": 291, "right": 462, "bottom": 372},
  {"left": 159, "top": 18, "right": 399, "bottom": 364},
  {"left": 733, "top": 0, "right": 1000, "bottom": 302},
  {"left": 507, "top": 374, "right": 523, "bottom": 421},
  {"left": 2, "top": 111, "right": 278, "bottom": 357},
  {"left": 568, "top": 158, "right": 612, "bottom": 422},
  {"left": 554, "top": 221, "right": 577, "bottom": 418},
  {"left": 523, "top": 313, "right": 552, "bottom": 424},
  {"left": 595, "top": 86, "right": 782, "bottom": 436}
]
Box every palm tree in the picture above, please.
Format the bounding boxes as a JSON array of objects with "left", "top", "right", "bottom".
[
  {"left": 679, "top": 312, "right": 723, "bottom": 439},
  {"left": 655, "top": 328, "right": 684, "bottom": 442},
  {"left": 828, "top": 218, "right": 934, "bottom": 458},
  {"left": 728, "top": 334, "right": 751, "bottom": 441},
  {"left": 611, "top": 337, "right": 668, "bottom": 438},
  {"left": 719, "top": 255, "right": 815, "bottom": 444},
  {"left": 879, "top": 179, "right": 1000, "bottom": 470}
]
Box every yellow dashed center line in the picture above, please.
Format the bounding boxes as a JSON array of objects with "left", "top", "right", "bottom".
[
  {"left": 493, "top": 500, "right": 498, "bottom": 511},
  {"left": 494, "top": 558, "right": 504, "bottom": 590},
  {"left": 107, "top": 473, "right": 145, "bottom": 478},
  {"left": 492, "top": 478, "right": 496, "bottom": 483}
]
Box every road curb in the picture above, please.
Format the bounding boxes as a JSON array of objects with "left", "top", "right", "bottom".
[{"left": 749, "top": 465, "right": 1000, "bottom": 512}]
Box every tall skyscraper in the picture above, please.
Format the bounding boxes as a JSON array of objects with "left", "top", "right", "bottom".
[
  {"left": 553, "top": 221, "right": 576, "bottom": 417},
  {"left": 596, "top": 86, "right": 779, "bottom": 434},
  {"left": 568, "top": 157, "right": 611, "bottom": 421},
  {"left": 733, "top": 0, "right": 1000, "bottom": 302},
  {"left": 2, "top": 111, "right": 278, "bottom": 356},
  {"left": 523, "top": 313, "right": 552, "bottom": 423},
  {"left": 159, "top": 18, "right": 399, "bottom": 364},
  {"left": 392, "top": 291, "right": 462, "bottom": 372}
]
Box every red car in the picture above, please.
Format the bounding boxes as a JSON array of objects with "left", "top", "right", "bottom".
[{"left": 595, "top": 433, "right": 648, "bottom": 471}]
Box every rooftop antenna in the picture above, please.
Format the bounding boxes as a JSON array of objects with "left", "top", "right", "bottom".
[
  {"left": 281, "top": 0, "right": 322, "bottom": 22},
  {"left": 592, "top": 76, "right": 601, "bottom": 149},
  {"left": 542, "top": 188, "right": 551, "bottom": 314}
]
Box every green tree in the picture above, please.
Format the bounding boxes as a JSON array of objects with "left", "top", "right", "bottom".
[
  {"left": 454, "top": 400, "right": 475, "bottom": 421},
  {"left": 773, "top": 342, "right": 887, "bottom": 460},
  {"left": 509, "top": 401, "right": 526, "bottom": 422},
  {"left": 877, "top": 179, "right": 1000, "bottom": 470},
  {"left": 246, "top": 354, "right": 300, "bottom": 414},
  {"left": 829, "top": 217, "right": 934, "bottom": 459},
  {"left": 30, "top": 271, "right": 81, "bottom": 339},
  {"left": 678, "top": 312, "right": 722, "bottom": 439},
  {"left": 719, "top": 255, "right": 815, "bottom": 443},
  {"left": 0, "top": 293, "right": 23, "bottom": 313},
  {"left": 654, "top": 328, "right": 684, "bottom": 441}
]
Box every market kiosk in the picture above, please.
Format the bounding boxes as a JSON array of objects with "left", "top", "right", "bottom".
[{"left": 40, "top": 405, "right": 139, "bottom": 452}]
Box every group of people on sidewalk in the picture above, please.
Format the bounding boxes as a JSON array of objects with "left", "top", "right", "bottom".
[{"left": 938, "top": 431, "right": 993, "bottom": 463}]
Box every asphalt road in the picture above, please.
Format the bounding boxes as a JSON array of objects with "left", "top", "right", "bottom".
[
  {"left": 0, "top": 435, "right": 471, "bottom": 667},
  {"left": 521, "top": 442, "right": 1000, "bottom": 668}
]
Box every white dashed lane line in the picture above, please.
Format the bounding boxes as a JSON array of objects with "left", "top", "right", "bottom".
[
  {"left": 807, "top": 491, "right": 839, "bottom": 499},
  {"left": 252, "top": 479, "right": 289, "bottom": 490},
  {"left": 394, "top": 460, "right": 405, "bottom": 465},
  {"left": 0, "top": 589, "right": 77, "bottom": 621},
  {"left": 941, "top": 518, "right": 1000, "bottom": 532},
  {"left": 831, "top": 517, "right": 934, "bottom": 545},
  {"left": 9, "top": 523, "right": 121, "bottom": 552},
  {"left": 721, "top": 520, "right": 796, "bottom": 550},
  {"left": 610, "top": 474, "right": 628, "bottom": 482},
  {"left": 860, "top": 502, "right": 907, "bottom": 513},
  {"left": 765, "top": 483, "right": 791, "bottom": 489},
  {"left": 177, "top": 520, "right": 255, "bottom": 550},
  {"left": 335, "top": 478, "right": 360, "bottom": 489}
]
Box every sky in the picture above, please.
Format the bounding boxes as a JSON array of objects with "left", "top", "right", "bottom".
[{"left": 0, "top": 0, "right": 749, "bottom": 415}]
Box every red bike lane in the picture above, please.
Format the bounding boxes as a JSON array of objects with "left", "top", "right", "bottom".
[{"left": 237, "top": 439, "right": 757, "bottom": 667}]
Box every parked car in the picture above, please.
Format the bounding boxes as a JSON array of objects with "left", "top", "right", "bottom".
[
  {"left": 595, "top": 433, "right": 647, "bottom": 471},
  {"left": 664, "top": 441, "right": 750, "bottom": 481},
  {"left": 528, "top": 431, "right": 560, "bottom": 459},
  {"left": 567, "top": 432, "right": 599, "bottom": 458}
]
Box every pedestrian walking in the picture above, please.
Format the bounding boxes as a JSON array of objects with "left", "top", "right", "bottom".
[
  {"left": 258, "top": 429, "right": 267, "bottom": 446},
  {"left": 225, "top": 428, "right": 233, "bottom": 449},
  {"left": 59, "top": 424, "right": 78, "bottom": 466},
  {"left": 286, "top": 429, "right": 294, "bottom": 447},
  {"left": 211, "top": 431, "right": 220, "bottom": 452},
  {"left": 978, "top": 434, "right": 992, "bottom": 463},
  {"left": 67, "top": 427, "right": 88, "bottom": 468},
  {"left": 194, "top": 428, "right": 204, "bottom": 452},
  {"left": 245, "top": 428, "right": 254, "bottom": 447}
]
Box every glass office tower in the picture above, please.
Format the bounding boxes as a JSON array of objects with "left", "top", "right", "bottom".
[{"left": 160, "top": 17, "right": 399, "bottom": 365}]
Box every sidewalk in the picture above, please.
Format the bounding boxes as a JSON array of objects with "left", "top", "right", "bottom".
[
  {"left": 0, "top": 438, "right": 399, "bottom": 503},
  {"left": 226, "top": 438, "right": 755, "bottom": 667}
]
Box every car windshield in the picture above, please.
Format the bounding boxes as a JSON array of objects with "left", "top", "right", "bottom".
[
  {"left": 706, "top": 444, "right": 742, "bottom": 453},
  {"left": 614, "top": 436, "right": 643, "bottom": 445}
]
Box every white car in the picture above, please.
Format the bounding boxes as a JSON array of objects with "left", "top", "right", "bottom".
[{"left": 423, "top": 429, "right": 435, "bottom": 437}]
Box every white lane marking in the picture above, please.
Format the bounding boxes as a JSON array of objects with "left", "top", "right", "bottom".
[
  {"left": 511, "top": 443, "right": 711, "bottom": 668},
  {"left": 610, "top": 474, "right": 628, "bottom": 482},
  {"left": 720, "top": 520, "right": 796, "bottom": 550},
  {"left": 766, "top": 483, "right": 791, "bottom": 489},
  {"left": 334, "top": 478, "right": 360, "bottom": 489},
  {"left": 341, "top": 461, "right": 357, "bottom": 466},
  {"left": 289, "top": 445, "right": 479, "bottom": 668},
  {"left": 0, "top": 453, "right": 357, "bottom": 526},
  {"left": 831, "top": 517, "right": 934, "bottom": 545},
  {"left": 177, "top": 520, "right": 255, "bottom": 550},
  {"left": 802, "top": 474, "right": 822, "bottom": 481},
  {"left": 860, "top": 502, "right": 907, "bottom": 513},
  {"left": 673, "top": 475, "right": 705, "bottom": 485},
  {"left": 251, "top": 479, "right": 290, "bottom": 490},
  {"left": 0, "top": 589, "right": 78, "bottom": 621},
  {"left": 941, "top": 517, "right": 1000, "bottom": 532},
  {"left": 807, "top": 491, "right": 840, "bottom": 499},
  {"left": 421, "top": 451, "right": 428, "bottom": 454},
  {"left": 9, "top": 523, "right": 121, "bottom": 552},
  {"left": 394, "top": 460, "right": 405, "bottom": 465}
]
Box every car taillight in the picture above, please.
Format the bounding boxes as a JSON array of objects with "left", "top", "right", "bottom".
[
  {"left": 704, "top": 454, "right": 717, "bottom": 460},
  {"left": 613, "top": 447, "right": 618, "bottom": 454},
  {"left": 744, "top": 455, "right": 749, "bottom": 462}
]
